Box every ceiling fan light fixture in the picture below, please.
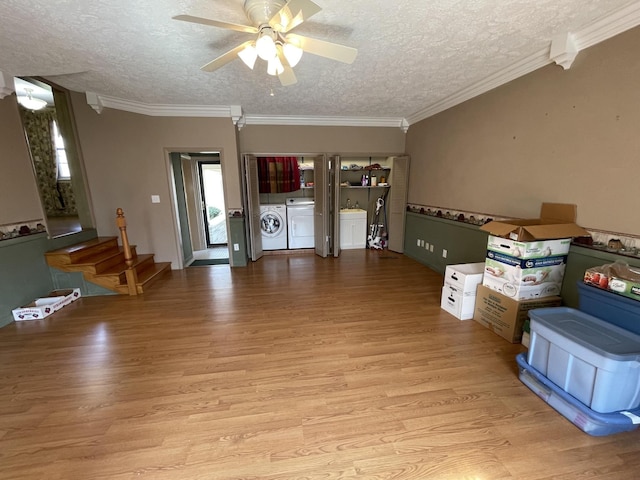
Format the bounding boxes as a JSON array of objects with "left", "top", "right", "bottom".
[
  {"left": 256, "top": 28, "right": 277, "bottom": 60},
  {"left": 283, "top": 42, "right": 303, "bottom": 68},
  {"left": 238, "top": 43, "right": 258, "bottom": 69},
  {"left": 18, "top": 88, "right": 47, "bottom": 111},
  {"left": 267, "top": 56, "right": 284, "bottom": 76}
]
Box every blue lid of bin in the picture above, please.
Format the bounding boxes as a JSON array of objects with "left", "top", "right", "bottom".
[
  {"left": 529, "top": 307, "right": 640, "bottom": 361},
  {"left": 577, "top": 281, "right": 640, "bottom": 335}
]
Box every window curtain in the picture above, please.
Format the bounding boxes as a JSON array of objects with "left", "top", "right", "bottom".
[
  {"left": 19, "top": 108, "right": 65, "bottom": 214},
  {"left": 257, "top": 157, "right": 300, "bottom": 194}
]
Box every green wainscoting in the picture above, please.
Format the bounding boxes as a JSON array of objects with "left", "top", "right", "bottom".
[
  {"left": 228, "top": 216, "right": 248, "bottom": 267},
  {"left": 0, "top": 229, "right": 98, "bottom": 328},
  {"left": 0, "top": 234, "right": 53, "bottom": 328},
  {"left": 404, "top": 212, "right": 488, "bottom": 274}
]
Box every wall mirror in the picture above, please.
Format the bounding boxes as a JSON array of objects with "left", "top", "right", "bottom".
[{"left": 14, "top": 77, "right": 94, "bottom": 238}]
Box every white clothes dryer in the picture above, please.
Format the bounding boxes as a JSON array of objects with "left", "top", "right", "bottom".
[
  {"left": 259, "top": 204, "right": 287, "bottom": 250},
  {"left": 286, "top": 198, "right": 315, "bottom": 249}
]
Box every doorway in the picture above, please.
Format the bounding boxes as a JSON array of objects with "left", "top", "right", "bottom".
[{"left": 169, "top": 152, "right": 229, "bottom": 266}]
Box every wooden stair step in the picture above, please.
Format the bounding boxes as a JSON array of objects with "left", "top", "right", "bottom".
[
  {"left": 114, "top": 262, "right": 172, "bottom": 295},
  {"left": 94, "top": 254, "right": 156, "bottom": 278},
  {"left": 66, "top": 246, "right": 138, "bottom": 274},
  {"left": 136, "top": 262, "right": 172, "bottom": 293},
  {"left": 46, "top": 237, "right": 120, "bottom": 265},
  {"left": 45, "top": 227, "right": 170, "bottom": 295}
]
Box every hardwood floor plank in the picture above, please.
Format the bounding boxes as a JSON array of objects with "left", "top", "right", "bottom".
[{"left": 1, "top": 250, "right": 639, "bottom": 479}]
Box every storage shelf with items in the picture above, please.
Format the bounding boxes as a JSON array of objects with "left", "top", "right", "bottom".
[
  {"left": 333, "top": 155, "right": 409, "bottom": 254},
  {"left": 338, "top": 157, "right": 391, "bottom": 217}
]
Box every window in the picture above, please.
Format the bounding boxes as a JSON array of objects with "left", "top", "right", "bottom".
[{"left": 52, "top": 120, "right": 70, "bottom": 180}]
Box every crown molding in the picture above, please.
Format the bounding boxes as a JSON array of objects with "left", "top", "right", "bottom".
[
  {"left": 85, "top": 92, "right": 408, "bottom": 130},
  {"left": 575, "top": 1, "right": 640, "bottom": 50},
  {"left": 86, "top": 92, "right": 235, "bottom": 118},
  {"left": 243, "top": 114, "right": 407, "bottom": 130},
  {"left": 406, "top": 1, "right": 640, "bottom": 126}
]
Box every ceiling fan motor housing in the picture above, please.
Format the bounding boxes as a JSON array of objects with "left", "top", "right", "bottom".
[{"left": 244, "top": 0, "right": 287, "bottom": 27}]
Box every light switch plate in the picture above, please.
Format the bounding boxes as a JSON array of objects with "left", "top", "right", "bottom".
[{"left": 151, "top": 195, "right": 160, "bottom": 203}]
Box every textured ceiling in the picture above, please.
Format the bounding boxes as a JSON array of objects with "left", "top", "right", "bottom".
[{"left": 0, "top": 0, "right": 638, "bottom": 122}]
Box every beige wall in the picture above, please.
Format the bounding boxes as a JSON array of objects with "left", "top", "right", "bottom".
[
  {"left": 239, "top": 125, "right": 405, "bottom": 154},
  {"left": 406, "top": 26, "right": 640, "bottom": 235},
  {"left": 70, "top": 93, "right": 241, "bottom": 267},
  {"left": 0, "top": 95, "right": 45, "bottom": 226}
]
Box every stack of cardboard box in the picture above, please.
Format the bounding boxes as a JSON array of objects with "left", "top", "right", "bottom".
[{"left": 473, "top": 203, "right": 589, "bottom": 343}]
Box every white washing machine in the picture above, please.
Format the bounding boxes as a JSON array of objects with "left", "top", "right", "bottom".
[
  {"left": 286, "top": 198, "right": 315, "bottom": 249},
  {"left": 259, "top": 204, "right": 287, "bottom": 250}
]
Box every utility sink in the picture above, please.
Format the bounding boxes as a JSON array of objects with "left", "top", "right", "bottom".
[{"left": 340, "top": 208, "right": 367, "bottom": 214}]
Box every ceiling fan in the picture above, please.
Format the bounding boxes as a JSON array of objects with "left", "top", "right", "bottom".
[{"left": 173, "top": 0, "right": 358, "bottom": 86}]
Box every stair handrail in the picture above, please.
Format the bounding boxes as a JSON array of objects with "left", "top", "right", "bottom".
[{"left": 116, "top": 208, "right": 139, "bottom": 296}]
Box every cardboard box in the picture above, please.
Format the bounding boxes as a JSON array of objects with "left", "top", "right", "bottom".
[
  {"left": 443, "top": 262, "right": 484, "bottom": 296},
  {"left": 473, "top": 284, "right": 562, "bottom": 343},
  {"left": 12, "top": 288, "right": 81, "bottom": 321},
  {"left": 584, "top": 264, "right": 640, "bottom": 302},
  {"left": 441, "top": 284, "right": 478, "bottom": 320},
  {"left": 483, "top": 251, "right": 567, "bottom": 300},
  {"left": 485, "top": 235, "right": 572, "bottom": 259},
  {"left": 48, "top": 288, "right": 82, "bottom": 307},
  {"left": 480, "top": 203, "right": 589, "bottom": 242},
  {"left": 480, "top": 203, "right": 588, "bottom": 301}
]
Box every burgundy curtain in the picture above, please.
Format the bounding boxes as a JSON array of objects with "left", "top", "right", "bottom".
[{"left": 257, "top": 156, "right": 300, "bottom": 193}]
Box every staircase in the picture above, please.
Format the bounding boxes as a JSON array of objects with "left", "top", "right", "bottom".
[{"left": 45, "top": 209, "right": 171, "bottom": 295}]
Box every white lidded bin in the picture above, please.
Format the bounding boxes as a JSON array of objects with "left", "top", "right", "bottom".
[
  {"left": 444, "top": 262, "right": 484, "bottom": 296},
  {"left": 528, "top": 307, "right": 640, "bottom": 413}
]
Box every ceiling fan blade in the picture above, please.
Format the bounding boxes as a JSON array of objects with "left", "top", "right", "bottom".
[
  {"left": 276, "top": 48, "right": 297, "bottom": 86},
  {"left": 201, "top": 41, "right": 254, "bottom": 72},
  {"left": 269, "top": 0, "right": 322, "bottom": 33},
  {"left": 286, "top": 34, "right": 358, "bottom": 64},
  {"left": 173, "top": 15, "right": 258, "bottom": 34},
  {"left": 278, "top": 66, "right": 297, "bottom": 86}
]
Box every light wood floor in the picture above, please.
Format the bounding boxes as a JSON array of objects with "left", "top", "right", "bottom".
[{"left": 1, "top": 250, "right": 639, "bottom": 479}]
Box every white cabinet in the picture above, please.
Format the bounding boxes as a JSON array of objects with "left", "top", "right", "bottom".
[{"left": 339, "top": 209, "right": 367, "bottom": 249}]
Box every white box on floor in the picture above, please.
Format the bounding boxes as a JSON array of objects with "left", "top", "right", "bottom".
[
  {"left": 443, "top": 262, "right": 484, "bottom": 296},
  {"left": 441, "top": 284, "right": 477, "bottom": 320},
  {"left": 529, "top": 307, "right": 640, "bottom": 414},
  {"left": 12, "top": 288, "right": 81, "bottom": 321}
]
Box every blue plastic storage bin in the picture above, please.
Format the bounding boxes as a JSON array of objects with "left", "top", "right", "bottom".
[
  {"left": 516, "top": 353, "right": 640, "bottom": 436},
  {"left": 528, "top": 307, "right": 640, "bottom": 413},
  {"left": 577, "top": 281, "right": 640, "bottom": 335}
]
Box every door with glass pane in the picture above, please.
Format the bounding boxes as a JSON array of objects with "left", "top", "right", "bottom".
[{"left": 197, "top": 161, "right": 228, "bottom": 247}]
